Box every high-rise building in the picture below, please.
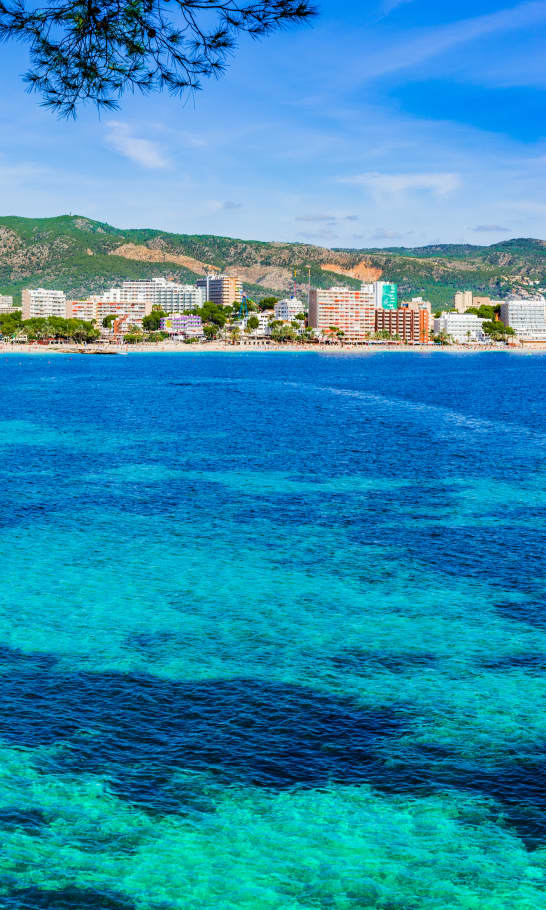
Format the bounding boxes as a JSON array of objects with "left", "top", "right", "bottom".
[
  {"left": 274, "top": 297, "right": 305, "bottom": 321},
  {"left": 308, "top": 287, "right": 376, "bottom": 341},
  {"left": 454, "top": 291, "right": 474, "bottom": 313},
  {"left": 94, "top": 300, "right": 152, "bottom": 326},
  {"left": 499, "top": 298, "right": 546, "bottom": 340},
  {"left": 196, "top": 275, "right": 243, "bottom": 308},
  {"left": 375, "top": 282, "right": 398, "bottom": 310},
  {"left": 96, "top": 279, "right": 205, "bottom": 313},
  {"left": 375, "top": 309, "right": 430, "bottom": 343},
  {"left": 360, "top": 281, "right": 398, "bottom": 309},
  {"left": 152, "top": 284, "right": 205, "bottom": 313},
  {"left": 22, "top": 289, "right": 67, "bottom": 319},
  {"left": 401, "top": 297, "right": 432, "bottom": 314},
  {"left": 67, "top": 300, "right": 96, "bottom": 321}
]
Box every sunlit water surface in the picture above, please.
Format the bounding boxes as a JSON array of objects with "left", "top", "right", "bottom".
[{"left": 0, "top": 351, "right": 545, "bottom": 909}]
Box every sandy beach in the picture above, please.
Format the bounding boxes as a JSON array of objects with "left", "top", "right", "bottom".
[{"left": 2, "top": 341, "right": 545, "bottom": 355}]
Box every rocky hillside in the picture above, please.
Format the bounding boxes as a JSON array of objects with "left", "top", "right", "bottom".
[{"left": 1, "top": 215, "right": 545, "bottom": 307}]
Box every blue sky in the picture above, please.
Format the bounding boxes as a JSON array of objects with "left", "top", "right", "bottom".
[{"left": 2, "top": 1, "right": 546, "bottom": 247}]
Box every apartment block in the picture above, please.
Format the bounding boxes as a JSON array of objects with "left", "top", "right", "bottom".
[
  {"left": 274, "top": 297, "right": 305, "bottom": 321},
  {"left": 308, "top": 287, "right": 376, "bottom": 341},
  {"left": 67, "top": 300, "right": 96, "bottom": 321},
  {"left": 374, "top": 281, "right": 398, "bottom": 310},
  {"left": 22, "top": 289, "right": 67, "bottom": 319},
  {"left": 375, "top": 308, "right": 430, "bottom": 343},
  {"left": 0, "top": 295, "right": 16, "bottom": 314},
  {"left": 401, "top": 297, "right": 432, "bottom": 314},
  {"left": 499, "top": 298, "right": 546, "bottom": 340},
  {"left": 434, "top": 312, "right": 486, "bottom": 342},
  {"left": 196, "top": 275, "right": 243, "bottom": 307},
  {"left": 153, "top": 284, "right": 205, "bottom": 313},
  {"left": 95, "top": 300, "right": 152, "bottom": 327},
  {"left": 160, "top": 314, "right": 203, "bottom": 335}
]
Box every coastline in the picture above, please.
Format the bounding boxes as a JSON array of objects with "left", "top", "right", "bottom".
[{"left": 2, "top": 341, "right": 545, "bottom": 355}]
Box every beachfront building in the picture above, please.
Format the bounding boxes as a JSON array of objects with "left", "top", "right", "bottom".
[
  {"left": 434, "top": 312, "right": 486, "bottom": 343},
  {"left": 401, "top": 296, "right": 432, "bottom": 314},
  {"left": 274, "top": 297, "right": 305, "bottom": 321},
  {"left": 308, "top": 287, "right": 376, "bottom": 342},
  {"left": 241, "top": 312, "right": 272, "bottom": 337},
  {"left": 0, "top": 295, "right": 16, "bottom": 314},
  {"left": 160, "top": 314, "right": 203, "bottom": 336},
  {"left": 454, "top": 290, "right": 474, "bottom": 313},
  {"left": 95, "top": 300, "right": 152, "bottom": 327},
  {"left": 359, "top": 284, "right": 377, "bottom": 307},
  {"left": 67, "top": 300, "right": 96, "bottom": 321},
  {"left": 153, "top": 283, "right": 205, "bottom": 314},
  {"left": 375, "top": 308, "right": 430, "bottom": 343},
  {"left": 374, "top": 281, "right": 398, "bottom": 310},
  {"left": 96, "top": 279, "right": 205, "bottom": 314},
  {"left": 196, "top": 275, "right": 242, "bottom": 308},
  {"left": 22, "top": 288, "right": 67, "bottom": 319},
  {"left": 499, "top": 297, "right": 546, "bottom": 341}
]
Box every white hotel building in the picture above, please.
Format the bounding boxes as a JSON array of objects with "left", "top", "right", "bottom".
[
  {"left": 274, "top": 297, "right": 305, "bottom": 321},
  {"left": 434, "top": 312, "right": 486, "bottom": 343},
  {"left": 22, "top": 289, "right": 67, "bottom": 319},
  {"left": 98, "top": 279, "right": 205, "bottom": 314},
  {"left": 500, "top": 298, "right": 546, "bottom": 341},
  {"left": 0, "top": 295, "right": 16, "bottom": 314}
]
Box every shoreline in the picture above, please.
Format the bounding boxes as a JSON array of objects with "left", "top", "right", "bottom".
[{"left": 1, "top": 342, "right": 545, "bottom": 355}]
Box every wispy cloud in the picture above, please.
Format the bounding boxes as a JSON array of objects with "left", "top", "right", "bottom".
[
  {"left": 207, "top": 200, "right": 243, "bottom": 211},
  {"left": 105, "top": 121, "right": 170, "bottom": 169},
  {"left": 295, "top": 214, "right": 359, "bottom": 223},
  {"left": 472, "top": 224, "right": 511, "bottom": 232},
  {"left": 339, "top": 172, "right": 461, "bottom": 196},
  {"left": 381, "top": 0, "right": 415, "bottom": 14},
  {"left": 361, "top": 1, "right": 546, "bottom": 81}
]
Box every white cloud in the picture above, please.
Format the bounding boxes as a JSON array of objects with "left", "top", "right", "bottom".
[
  {"left": 105, "top": 121, "right": 170, "bottom": 169},
  {"left": 339, "top": 171, "right": 461, "bottom": 196}
]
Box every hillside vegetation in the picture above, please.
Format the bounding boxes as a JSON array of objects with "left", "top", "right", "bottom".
[{"left": 1, "top": 215, "right": 545, "bottom": 307}]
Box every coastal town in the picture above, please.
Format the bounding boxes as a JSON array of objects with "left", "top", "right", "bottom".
[{"left": 1, "top": 274, "right": 546, "bottom": 350}]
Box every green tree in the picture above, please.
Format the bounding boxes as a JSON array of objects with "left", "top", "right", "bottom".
[
  {"left": 199, "top": 302, "right": 228, "bottom": 327},
  {"left": 482, "top": 320, "right": 514, "bottom": 339},
  {"left": 259, "top": 296, "right": 279, "bottom": 310},
  {"left": 203, "top": 323, "right": 219, "bottom": 340},
  {"left": 0, "top": 2, "right": 316, "bottom": 117},
  {"left": 102, "top": 313, "right": 118, "bottom": 328},
  {"left": 0, "top": 309, "right": 22, "bottom": 337},
  {"left": 246, "top": 315, "right": 260, "bottom": 332},
  {"left": 142, "top": 309, "right": 167, "bottom": 331},
  {"left": 271, "top": 324, "right": 297, "bottom": 342}
]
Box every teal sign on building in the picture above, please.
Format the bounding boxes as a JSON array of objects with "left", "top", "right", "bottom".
[{"left": 381, "top": 283, "right": 398, "bottom": 309}]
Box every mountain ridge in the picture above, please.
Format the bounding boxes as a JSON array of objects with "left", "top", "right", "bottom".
[{"left": 1, "top": 215, "right": 545, "bottom": 306}]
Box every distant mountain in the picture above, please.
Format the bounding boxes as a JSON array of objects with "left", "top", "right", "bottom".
[{"left": 1, "top": 215, "right": 545, "bottom": 307}]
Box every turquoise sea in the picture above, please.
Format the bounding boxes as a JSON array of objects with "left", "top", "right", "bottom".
[{"left": 0, "top": 351, "right": 545, "bottom": 909}]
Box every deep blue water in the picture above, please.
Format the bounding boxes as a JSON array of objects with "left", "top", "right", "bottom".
[{"left": 0, "top": 351, "right": 545, "bottom": 909}]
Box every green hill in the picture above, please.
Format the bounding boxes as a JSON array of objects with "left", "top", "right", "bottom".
[{"left": 1, "top": 215, "right": 545, "bottom": 307}]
